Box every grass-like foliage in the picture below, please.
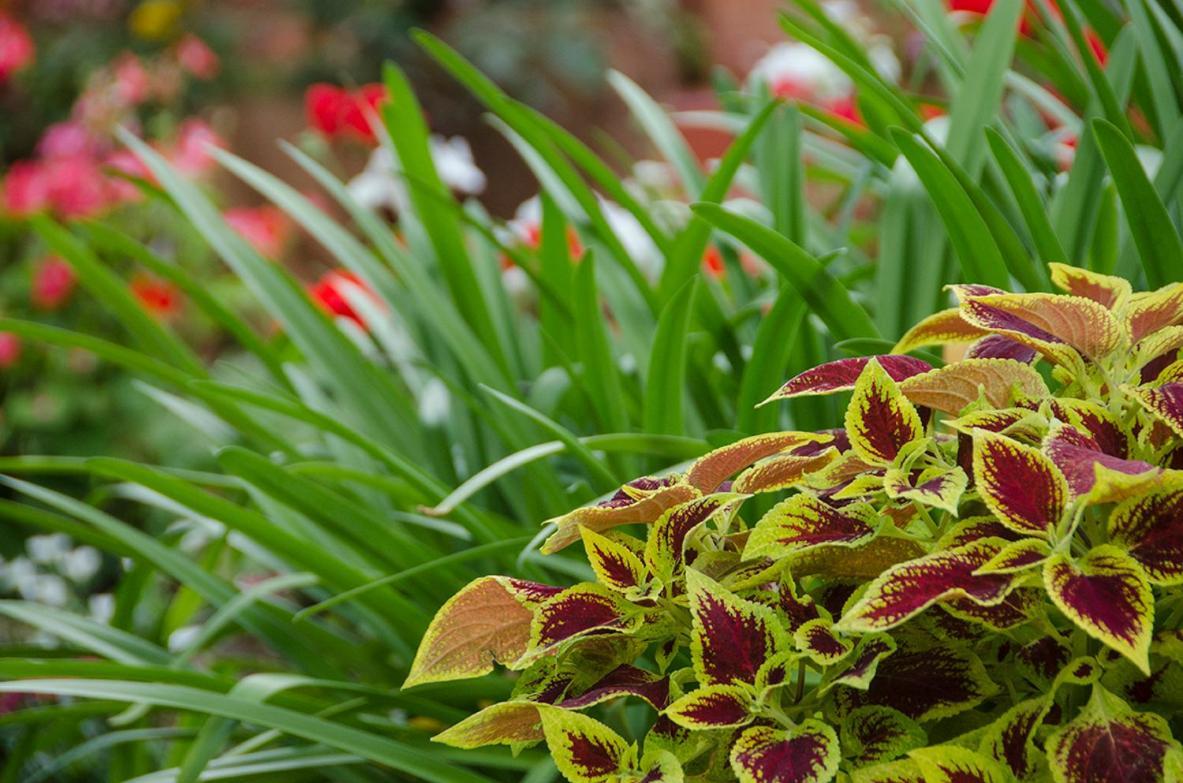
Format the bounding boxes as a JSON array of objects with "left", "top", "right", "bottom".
[
  {"left": 415, "top": 265, "right": 1183, "bottom": 782},
  {"left": 1, "top": 0, "right": 1182, "bottom": 779}
]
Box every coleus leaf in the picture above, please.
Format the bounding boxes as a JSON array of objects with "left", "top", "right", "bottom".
[
  {"left": 729, "top": 721, "right": 841, "bottom": 783},
  {"left": 745, "top": 495, "right": 879, "bottom": 561},
  {"left": 975, "top": 539, "right": 1051, "bottom": 574},
  {"left": 837, "top": 539, "right": 1016, "bottom": 632},
  {"left": 1125, "top": 283, "right": 1183, "bottom": 342},
  {"left": 795, "top": 617, "right": 852, "bottom": 665},
  {"left": 840, "top": 706, "right": 926, "bottom": 766},
  {"left": 959, "top": 292, "right": 1121, "bottom": 361},
  {"left": 684, "top": 431, "right": 830, "bottom": 492},
  {"left": 908, "top": 745, "right": 1011, "bottom": 783},
  {"left": 540, "top": 707, "right": 629, "bottom": 783},
  {"left": 898, "top": 359, "right": 1049, "bottom": 415},
  {"left": 943, "top": 587, "right": 1039, "bottom": 631},
  {"left": 973, "top": 430, "right": 1067, "bottom": 538},
  {"left": 838, "top": 642, "right": 997, "bottom": 721},
  {"left": 1046, "top": 685, "right": 1182, "bottom": 783},
  {"left": 645, "top": 493, "right": 744, "bottom": 579},
  {"left": 581, "top": 527, "right": 649, "bottom": 594},
  {"left": 778, "top": 575, "right": 822, "bottom": 632},
  {"left": 1048, "top": 262, "right": 1132, "bottom": 309},
  {"left": 530, "top": 582, "right": 641, "bottom": 654},
  {"left": 543, "top": 476, "right": 699, "bottom": 554},
  {"left": 686, "top": 569, "right": 787, "bottom": 685},
  {"left": 630, "top": 749, "right": 683, "bottom": 783},
  {"left": 790, "top": 536, "right": 927, "bottom": 580},
  {"left": 733, "top": 449, "right": 840, "bottom": 494},
  {"left": 765, "top": 356, "right": 932, "bottom": 402},
  {"left": 893, "top": 308, "right": 987, "bottom": 353},
  {"left": 1108, "top": 488, "right": 1183, "bottom": 585},
  {"left": 433, "top": 701, "right": 545, "bottom": 749},
  {"left": 559, "top": 664, "right": 670, "bottom": 711},
  {"left": 1043, "top": 421, "right": 1159, "bottom": 498},
  {"left": 1128, "top": 381, "right": 1183, "bottom": 439},
  {"left": 850, "top": 759, "right": 924, "bottom": 782},
  {"left": 664, "top": 683, "right": 754, "bottom": 729},
  {"left": 978, "top": 696, "right": 1052, "bottom": 781},
  {"left": 827, "top": 635, "right": 896, "bottom": 691},
  {"left": 965, "top": 334, "right": 1039, "bottom": 363},
  {"left": 1043, "top": 545, "right": 1154, "bottom": 674},
  {"left": 845, "top": 359, "right": 924, "bottom": 465},
  {"left": 883, "top": 465, "right": 968, "bottom": 514},
  {"left": 406, "top": 576, "right": 561, "bottom": 687}
]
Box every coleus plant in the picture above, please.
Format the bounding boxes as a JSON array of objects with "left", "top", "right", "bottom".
[{"left": 408, "top": 263, "right": 1183, "bottom": 783}]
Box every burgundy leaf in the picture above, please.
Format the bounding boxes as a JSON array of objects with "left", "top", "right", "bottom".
[{"left": 766, "top": 355, "right": 932, "bottom": 401}]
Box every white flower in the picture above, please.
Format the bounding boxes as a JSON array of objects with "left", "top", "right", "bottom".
[
  {"left": 26, "top": 574, "right": 69, "bottom": 607},
  {"left": 89, "top": 593, "right": 115, "bottom": 624},
  {"left": 27, "top": 533, "right": 71, "bottom": 564},
  {"left": 62, "top": 546, "right": 102, "bottom": 583},
  {"left": 600, "top": 198, "right": 663, "bottom": 281},
  {"left": 168, "top": 625, "right": 203, "bottom": 653},
  {"left": 748, "top": 42, "right": 853, "bottom": 102},
  {"left": 347, "top": 135, "right": 485, "bottom": 213},
  {"left": 418, "top": 377, "right": 452, "bottom": 427}
]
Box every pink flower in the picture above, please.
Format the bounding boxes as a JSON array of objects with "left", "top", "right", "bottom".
[
  {"left": 167, "top": 119, "right": 223, "bottom": 176},
  {"left": 32, "top": 256, "right": 76, "bottom": 311},
  {"left": 0, "top": 333, "right": 22, "bottom": 368},
  {"left": 0, "top": 15, "right": 34, "bottom": 83},
  {"left": 176, "top": 34, "right": 219, "bottom": 80},
  {"left": 225, "top": 205, "right": 290, "bottom": 259},
  {"left": 37, "top": 121, "right": 100, "bottom": 159},
  {"left": 104, "top": 149, "right": 152, "bottom": 203},
  {"left": 305, "top": 83, "right": 387, "bottom": 144},
  {"left": 113, "top": 53, "right": 151, "bottom": 106},
  {"left": 3, "top": 160, "right": 51, "bottom": 215},
  {"left": 42, "top": 155, "right": 112, "bottom": 218}
]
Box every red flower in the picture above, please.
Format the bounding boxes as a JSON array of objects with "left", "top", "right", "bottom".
[
  {"left": 176, "top": 34, "right": 219, "bottom": 80},
  {"left": 0, "top": 15, "right": 34, "bottom": 83},
  {"left": 131, "top": 274, "right": 182, "bottom": 319},
  {"left": 32, "top": 256, "right": 76, "bottom": 311},
  {"left": 0, "top": 332, "right": 22, "bottom": 368},
  {"left": 309, "top": 270, "right": 378, "bottom": 327},
  {"left": 702, "top": 245, "right": 726, "bottom": 278},
  {"left": 224, "top": 205, "right": 290, "bottom": 258},
  {"left": 2, "top": 160, "right": 51, "bottom": 215},
  {"left": 305, "top": 83, "right": 388, "bottom": 143}
]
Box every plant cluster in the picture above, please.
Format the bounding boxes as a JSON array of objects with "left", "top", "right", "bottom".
[{"left": 412, "top": 264, "right": 1183, "bottom": 783}]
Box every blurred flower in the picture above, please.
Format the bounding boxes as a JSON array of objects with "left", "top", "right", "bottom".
[
  {"left": 702, "top": 245, "right": 725, "bottom": 278},
  {"left": 749, "top": 42, "right": 853, "bottom": 103},
  {"left": 305, "top": 83, "right": 387, "bottom": 143},
  {"left": 0, "top": 333, "right": 21, "bottom": 368},
  {"left": 176, "top": 34, "right": 219, "bottom": 79},
  {"left": 0, "top": 15, "right": 34, "bottom": 83},
  {"left": 167, "top": 118, "right": 223, "bottom": 176},
  {"left": 225, "top": 205, "right": 290, "bottom": 258},
  {"left": 309, "top": 270, "right": 378, "bottom": 328},
  {"left": 61, "top": 546, "right": 101, "bottom": 583},
  {"left": 348, "top": 136, "right": 485, "bottom": 212},
  {"left": 129, "top": 0, "right": 182, "bottom": 41},
  {"left": 130, "top": 274, "right": 182, "bottom": 319},
  {"left": 104, "top": 148, "right": 152, "bottom": 202},
  {"left": 2, "top": 161, "right": 50, "bottom": 214},
  {"left": 37, "top": 121, "right": 99, "bottom": 158},
  {"left": 32, "top": 256, "right": 76, "bottom": 311},
  {"left": 88, "top": 593, "right": 114, "bottom": 624},
  {"left": 113, "top": 53, "right": 152, "bottom": 105},
  {"left": 27, "top": 534, "right": 71, "bottom": 564},
  {"left": 506, "top": 196, "right": 584, "bottom": 258}
]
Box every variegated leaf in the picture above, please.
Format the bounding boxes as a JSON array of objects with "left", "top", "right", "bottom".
[
  {"left": 795, "top": 617, "right": 852, "bottom": 665},
  {"left": 765, "top": 356, "right": 932, "bottom": 403},
  {"left": 581, "top": 527, "right": 648, "bottom": 593},
  {"left": 966, "top": 334, "right": 1039, "bottom": 363},
  {"left": 899, "top": 359, "right": 1049, "bottom": 415},
  {"left": 531, "top": 583, "right": 639, "bottom": 654},
  {"left": 893, "top": 308, "right": 988, "bottom": 353},
  {"left": 433, "top": 701, "right": 544, "bottom": 749},
  {"left": 406, "top": 576, "right": 560, "bottom": 687},
  {"left": 841, "top": 706, "right": 926, "bottom": 767},
  {"left": 543, "top": 477, "right": 699, "bottom": 554},
  {"left": 687, "top": 569, "right": 787, "bottom": 685},
  {"left": 1043, "top": 546, "right": 1153, "bottom": 673},
  {"left": 909, "top": 746, "right": 1010, "bottom": 783},
  {"left": 850, "top": 759, "right": 924, "bottom": 783},
  {"left": 745, "top": 495, "right": 878, "bottom": 560},
  {"left": 1128, "top": 381, "right": 1183, "bottom": 439},
  {"left": 828, "top": 635, "right": 896, "bottom": 691},
  {"left": 790, "top": 536, "right": 927, "bottom": 580},
  {"left": 730, "top": 721, "right": 841, "bottom": 783},
  {"left": 1048, "top": 262, "right": 1132, "bottom": 309},
  {"left": 1126, "top": 283, "right": 1183, "bottom": 342},
  {"left": 883, "top": 466, "right": 968, "bottom": 514},
  {"left": 837, "top": 539, "right": 1016, "bottom": 632},
  {"left": 1044, "top": 421, "right": 1158, "bottom": 498},
  {"left": 973, "top": 430, "right": 1067, "bottom": 537},
  {"left": 838, "top": 642, "right": 997, "bottom": 721},
  {"left": 645, "top": 493, "right": 744, "bottom": 578},
  {"left": 664, "top": 683, "right": 754, "bottom": 729},
  {"left": 960, "top": 293, "right": 1121, "bottom": 361},
  {"left": 559, "top": 665, "right": 670, "bottom": 710},
  {"left": 975, "top": 538, "right": 1050, "bottom": 574},
  {"left": 845, "top": 359, "right": 924, "bottom": 464},
  {"left": 1108, "top": 489, "right": 1183, "bottom": 585},
  {"left": 685, "top": 432, "right": 829, "bottom": 492},
  {"left": 540, "top": 708, "right": 628, "bottom": 783},
  {"left": 733, "top": 449, "right": 840, "bottom": 494},
  {"left": 978, "top": 696, "right": 1051, "bottom": 780},
  {"left": 631, "top": 749, "right": 684, "bottom": 783},
  {"left": 943, "top": 588, "right": 1038, "bottom": 631},
  {"left": 1046, "top": 685, "right": 1181, "bottom": 783},
  {"left": 948, "top": 283, "right": 1009, "bottom": 301}
]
